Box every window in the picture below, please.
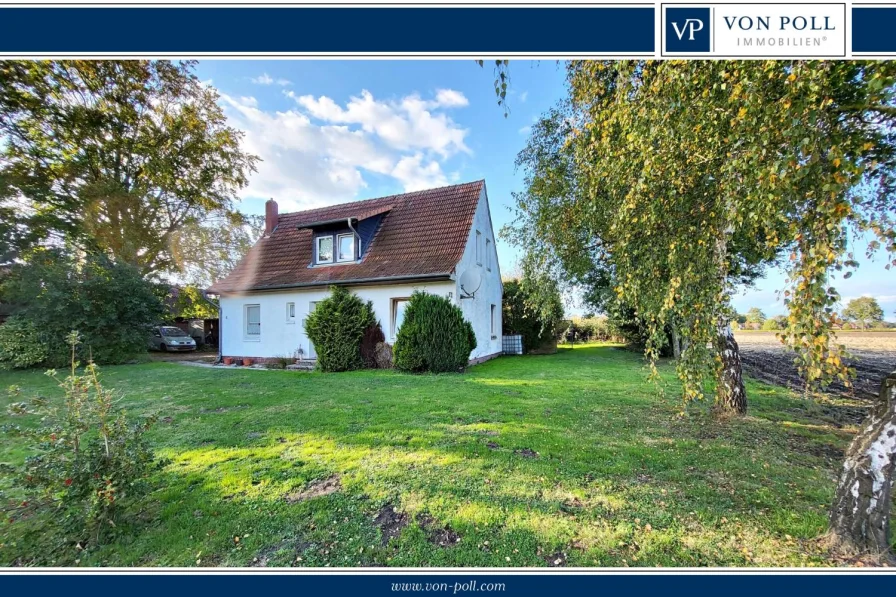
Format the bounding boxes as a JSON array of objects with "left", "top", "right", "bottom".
[
  {"left": 476, "top": 230, "right": 482, "bottom": 265},
  {"left": 491, "top": 304, "right": 497, "bottom": 337},
  {"left": 245, "top": 304, "right": 261, "bottom": 339},
  {"left": 391, "top": 298, "right": 410, "bottom": 338},
  {"left": 486, "top": 239, "right": 492, "bottom": 271},
  {"left": 286, "top": 302, "right": 295, "bottom": 323},
  {"left": 316, "top": 236, "right": 333, "bottom": 264},
  {"left": 337, "top": 233, "right": 355, "bottom": 262}
]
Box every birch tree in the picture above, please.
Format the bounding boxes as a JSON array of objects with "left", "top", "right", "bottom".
[{"left": 506, "top": 60, "right": 896, "bottom": 555}]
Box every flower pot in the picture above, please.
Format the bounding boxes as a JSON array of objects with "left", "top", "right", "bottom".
[
  {"left": 242, "top": 358, "right": 253, "bottom": 366},
  {"left": 222, "top": 357, "right": 233, "bottom": 366}
]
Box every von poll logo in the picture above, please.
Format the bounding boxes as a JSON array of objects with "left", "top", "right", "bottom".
[
  {"left": 666, "top": 7, "right": 711, "bottom": 52},
  {"left": 663, "top": 4, "right": 846, "bottom": 57}
]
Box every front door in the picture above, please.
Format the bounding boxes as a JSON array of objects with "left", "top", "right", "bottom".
[{"left": 304, "top": 301, "right": 321, "bottom": 359}]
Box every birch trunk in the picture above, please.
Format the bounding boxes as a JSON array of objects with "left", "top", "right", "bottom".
[
  {"left": 715, "top": 317, "right": 747, "bottom": 414},
  {"left": 828, "top": 371, "right": 896, "bottom": 556},
  {"left": 671, "top": 326, "right": 682, "bottom": 360}
]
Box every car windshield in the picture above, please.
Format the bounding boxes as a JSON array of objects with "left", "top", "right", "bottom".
[{"left": 160, "top": 327, "right": 189, "bottom": 337}]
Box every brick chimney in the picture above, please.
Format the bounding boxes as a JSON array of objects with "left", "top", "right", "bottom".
[{"left": 264, "top": 198, "right": 278, "bottom": 235}]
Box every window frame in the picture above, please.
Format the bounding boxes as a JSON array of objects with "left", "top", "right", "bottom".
[
  {"left": 244, "top": 304, "right": 261, "bottom": 340},
  {"left": 286, "top": 302, "right": 296, "bottom": 324},
  {"left": 391, "top": 297, "right": 411, "bottom": 339},
  {"left": 486, "top": 238, "right": 492, "bottom": 271},
  {"left": 490, "top": 304, "right": 497, "bottom": 338},
  {"left": 475, "top": 230, "right": 482, "bottom": 266},
  {"left": 336, "top": 232, "right": 356, "bottom": 263},
  {"left": 315, "top": 235, "right": 334, "bottom": 264}
]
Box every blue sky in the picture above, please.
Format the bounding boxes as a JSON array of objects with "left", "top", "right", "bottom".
[{"left": 195, "top": 60, "right": 895, "bottom": 320}]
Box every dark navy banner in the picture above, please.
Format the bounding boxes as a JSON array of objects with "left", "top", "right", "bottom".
[
  {"left": 3, "top": 573, "right": 896, "bottom": 596},
  {"left": 0, "top": 7, "right": 655, "bottom": 54},
  {"left": 853, "top": 6, "right": 896, "bottom": 53}
]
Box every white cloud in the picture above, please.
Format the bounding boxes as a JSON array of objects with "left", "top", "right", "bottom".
[
  {"left": 251, "top": 73, "right": 291, "bottom": 86},
  {"left": 434, "top": 88, "right": 469, "bottom": 108},
  {"left": 291, "top": 89, "right": 470, "bottom": 158},
  {"left": 219, "top": 88, "right": 466, "bottom": 211},
  {"left": 518, "top": 125, "right": 531, "bottom": 136},
  {"left": 519, "top": 91, "right": 529, "bottom": 103},
  {"left": 391, "top": 154, "right": 448, "bottom": 191}
]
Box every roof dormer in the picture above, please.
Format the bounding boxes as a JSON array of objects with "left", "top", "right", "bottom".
[{"left": 299, "top": 204, "right": 393, "bottom": 267}]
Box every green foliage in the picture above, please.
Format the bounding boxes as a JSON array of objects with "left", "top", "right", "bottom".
[
  {"left": 1, "top": 333, "right": 159, "bottom": 560},
  {"left": 167, "top": 285, "right": 218, "bottom": 321},
  {"left": 0, "top": 249, "right": 164, "bottom": 367},
  {"left": 0, "top": 317, "right": 48, "bottom": 370},
  {"left": 762, "top": 317, "right": 786, "bottom": 331},
  {"left": 0, "top": 60, "right": 258, "bottom": 275},
  {"left": 170, "top": 212, "right": 264, "bottom": 288},
  {"left": 745, "top": 308, "right": 767, "bottom": 325},
  {"left": 841, "top": 296, "right": 885, "bottom": 330},
  {"left": 303, "top": 286, "right": 376, "bottom": 372},
  {"left": 393, "top": 291, "right": 476, "bottom": 373},
  {"left": 502, "top": 277, "right": 565, "bottom": 352},
  {"left": 508, "top": 60, "right": 896, "bottom": 407},
  {"left": 567, "top": 316, "right": 620, "bottom": 342}
]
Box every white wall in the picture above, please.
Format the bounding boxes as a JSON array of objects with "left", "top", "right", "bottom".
[
  {"left": 220, "top": 281, "right": 454, "bottom": 359},
  {"left": 220, "top": 185, "right": 503, "bottom": 361},
  {"left": 453, "top": 184, "right": 503, "bottom": 359}
]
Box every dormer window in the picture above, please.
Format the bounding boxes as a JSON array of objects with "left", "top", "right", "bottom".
[
  {"left": 314, "top": 232, "right": 357, "bottom": 265},
  {"left": 316, "top": 236, "right": 334, "bottom": 264},
  {"left": 337, "top": 233, "right": 355, "bottom": 262}
]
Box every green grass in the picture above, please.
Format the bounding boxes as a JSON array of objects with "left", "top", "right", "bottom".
[{"left": 0, "top": 344, "right": 867, "bottom": 567}]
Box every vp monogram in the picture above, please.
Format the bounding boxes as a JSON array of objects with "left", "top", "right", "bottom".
[{"left": 671, "top": 18, "right": 705, "bottom": 41}]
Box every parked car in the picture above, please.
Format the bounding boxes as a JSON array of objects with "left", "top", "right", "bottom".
[{"left": 148, "top": 326, "right": 197, "bottom": 352}]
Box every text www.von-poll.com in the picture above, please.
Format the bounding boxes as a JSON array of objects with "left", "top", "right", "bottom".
[{"left": 391, "top": 581, "right": 506, "bottom": 593}]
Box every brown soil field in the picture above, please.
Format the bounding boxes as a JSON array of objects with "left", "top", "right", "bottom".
[{"left": 735, "top": 331, "right": 896, "bottom": 401}]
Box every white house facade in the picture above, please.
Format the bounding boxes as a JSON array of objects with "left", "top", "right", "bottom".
[{"left": 209, "top": 181, "right": 503, "bottom": 364}]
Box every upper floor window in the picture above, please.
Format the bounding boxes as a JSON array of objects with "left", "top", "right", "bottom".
[
  {"left": 486, "top": 239, "right": 492, "bottom": 271},
  {"left": 337, "top": 233, "right": 355, "bottom": 262},
  {"left": 476, "top": 230, "right": 482, "bottom": 265},
  {"left": 316, "top": 236, "right": 333, "bottom": 264}
]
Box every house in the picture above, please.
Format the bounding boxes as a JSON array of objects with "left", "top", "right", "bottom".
[{"left": 208, "top": 180, "right": 503, "bottom": 365}]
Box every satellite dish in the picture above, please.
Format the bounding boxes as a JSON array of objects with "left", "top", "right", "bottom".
[{"left": 458, "top": 269, "right": 482, "bottom": 299}]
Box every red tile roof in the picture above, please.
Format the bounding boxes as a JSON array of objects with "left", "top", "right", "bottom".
[{"left": 209, "top": 180, "right": 485, "bottom": 293}]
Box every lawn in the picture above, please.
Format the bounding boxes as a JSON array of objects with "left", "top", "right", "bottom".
[{"left": 0, "top": 344, "right": 872, "bottom": 567}]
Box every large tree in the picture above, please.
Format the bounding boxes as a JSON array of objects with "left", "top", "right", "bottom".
[
  {"left": 169, "top": 211, "right": 264, "bottom": 288},
  {"left": 842, "top": 296, "right": 885, "bottom": 330},
  {"left": 0, "top": 60, "right": 258, "bottom": 276},
  {"left": 507, "top": 60, "right": 896, "bottom": 555},
  {"left": 745, "top": 307, "right": 767, "bottom": 325}
]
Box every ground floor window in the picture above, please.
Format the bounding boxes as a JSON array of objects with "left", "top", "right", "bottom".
[
  {"left": 286, "top": 302, "right": 295, "bottom": 323},
  {"left": 491, "top": 304, "right": 497, "bottom": 337},
  {"left": 245, "top": 304, "right": 261, "bottom": 339},
  {"left": 391, "top": 298, "right": 410, "bottom": 338}
]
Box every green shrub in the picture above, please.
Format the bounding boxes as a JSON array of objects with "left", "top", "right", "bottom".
[
  {"left": 761, "top": 316, "right": 787, "bottom": 331},
  {"left": 393, "top": 291, "right": 476, "bottom": 373},
  {"left": 0, "top": 249, "right": 164, "bottom": 367},
  {"left": 0, "top": 317, "right": 48, "bottom": 370},
  {"left": 2, "top": 333, "right": 160, "bottom": 561},
  {"left": 304, "top": 286, "right": 376, "bottom": 372},
  {"left": 566, "top": 316, "right": 621, "bottom": 343},
  {"left": 502, "top": 278, "right": 565, "bottom": 353}
]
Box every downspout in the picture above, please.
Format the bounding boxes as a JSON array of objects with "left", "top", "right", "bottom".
[
  {"left": 217, "top": 300, "right": 222, "bottom": 364},
  {"left": 347, "top": 217, "right": 360, "bottom": 258}
]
